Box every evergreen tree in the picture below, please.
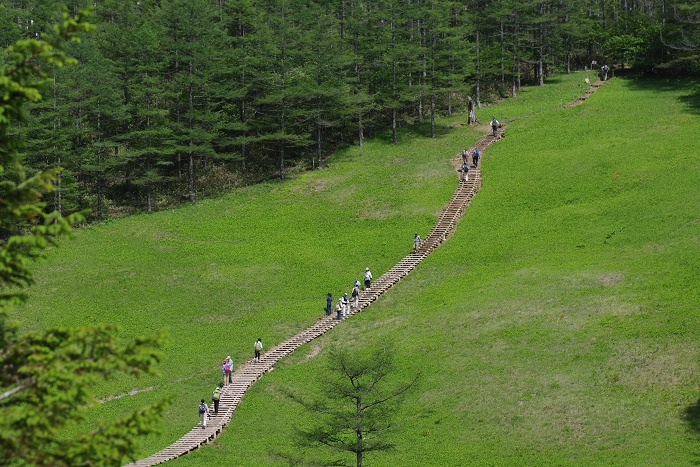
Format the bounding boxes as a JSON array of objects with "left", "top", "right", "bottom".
[
  {"left": 286, "top": 344, "right": 417, "bottom": 467},
  {"left": 0, "top": 11, "right": 169, "bottom": 465},
  {"left": 158, "top": 0, "right": 225, "bottom": 199},
  {"left": 121, "top": 18, "right": 175, "bottom": 213}
]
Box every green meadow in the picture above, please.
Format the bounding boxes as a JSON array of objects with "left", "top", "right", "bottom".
[{"left": 14, "top": 73, "right": 700, "bottom": 466}]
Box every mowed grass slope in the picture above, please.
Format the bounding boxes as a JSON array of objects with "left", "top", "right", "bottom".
[{"left": 167, "top": 76, "right": 700, "bottom": 466}]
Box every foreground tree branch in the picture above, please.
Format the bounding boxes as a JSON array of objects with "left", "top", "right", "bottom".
[{"left": 0, "top": 9, "right": 170, "bottom": 466}]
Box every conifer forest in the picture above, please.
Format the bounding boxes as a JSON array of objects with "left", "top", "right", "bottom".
[{"left": 2, "top": 0, "right": 698, "bottom": 219}]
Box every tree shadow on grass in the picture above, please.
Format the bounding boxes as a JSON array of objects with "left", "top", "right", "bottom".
[
  {"left": 620, "top": 75, "right": 700, "bottom": 116},
  {"left": 682, "top": 398, "right": 700, "bottom": 465},
  {"left": 370, "top": 121, "right": 454, "bottom": 145}
]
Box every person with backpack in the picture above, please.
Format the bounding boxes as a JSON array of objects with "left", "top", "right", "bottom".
[
  {"left": 336, "top": 298, "right": 343, "bottom": 320},
  {"left": 491, "top": 117, "right": 499, "bottom": 137},
  {"left": 254, "top": 338, "right": 263, "bottom": 363},
  {"left": 461, "top": 149, "right": 468, "bottom": 164},
  {"left": 413, "top": 233, "right": 423, "bottom": 252},
  {"left": 472, "top": 147, "right": 480, "bottom": 167},
  {"left": 222, "top": 357, "right": 233, "bottom": 386},
  {"left": 211, "top": 387, "right": 221, "bottom": 415},
  {"left": 326, "top": 292, "right": 333, "bottom": 316},
  {"left": 199, "top": 399, "right": 209, "bottom": 428},
  {"left": 461, "top": 161, "right": 470, "bottom": 181},
  {"left": 364, "top": 267, "right": 372, "bottom": 290},
  {"left": 351, "top": 284, "right": 360, "bottom": 310},
  {"left": 221, "top": 359, "right": 228, "bottom": 386}
]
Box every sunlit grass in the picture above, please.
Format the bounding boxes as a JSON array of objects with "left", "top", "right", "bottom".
[{"left": 17, "top": 74, "right": 700, "bottom": 465}]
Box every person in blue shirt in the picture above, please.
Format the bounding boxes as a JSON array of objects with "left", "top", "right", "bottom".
[
  {"left": 413, "top": 233, "right": 423, "bottom": 252},
  {"left": 472, "top": 147, "right": 480, "bottom": 167},
  {"left": 461, "top": 161, "right": 470, "bottom": 181},
  {"left": 326, "top": 292, "right": 333, "bottom": 315}
]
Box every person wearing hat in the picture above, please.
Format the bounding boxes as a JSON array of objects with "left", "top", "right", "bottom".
[
  {"left": 211, "top": 386, "right": 221, "bottom": 415},
  {"left": 341, "top": 293, "right": 349, "bottom": 316},
  {"left": 336, "top": 296, "right": 344, "bottom": 320},
  {"left": 222, "top": 357, "right": 233, "bottom": 386},
  {"left": 413, "top": 233, "right": 423, "bottom": 251},
  {"left": 226, "top": 356, "right": 234, "bottom": 381},
  {"left": 491, "top": 116, "right": 499, "bottom": 137},
  {"left": 364, "top": 267, "right": 372, "bottom": 290}
]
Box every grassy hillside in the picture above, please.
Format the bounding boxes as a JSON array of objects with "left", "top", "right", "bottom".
[
  {"left": 163, "top": 76, "right": 700, "bottom": 466},
  {"left": 17, "top": 72, "right": 699, "bottom": 466}
]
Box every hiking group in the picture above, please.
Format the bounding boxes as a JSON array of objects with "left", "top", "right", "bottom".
[
  {"left": 198, "top": 339, "right": 264, "bottom": 428},
  {"left": 460, "top": 147, "right": 480, "bottom": 181},
  {"left": 327, "top": 267, "right": 373, "bottom": 321}
]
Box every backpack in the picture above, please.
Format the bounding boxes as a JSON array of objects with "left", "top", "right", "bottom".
[
  {"left": 199, "top": 403, "right": 207, "bottom": 414},
  {"left": 212, "top": 390, "right": 220, "bottom": 401},
  {"left": 224, "top": 363, "right": 232, "bottom": 372}
]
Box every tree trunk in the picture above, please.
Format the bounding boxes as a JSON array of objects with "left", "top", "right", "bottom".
[
  {"left": 566, "top": 33, "right": 571, "bottom": 74},
  {"left": 97, "top": 96, "right": 103, "bottom": 220},
  {"left": 475, "top": 27, "right": 481, "bottom": 108},
  {"left": 356, "top": 399, "right": 363, "bottom": 467},
  {"left": 241, "top": 66, "right": 246, "bottom": 171},
  {"left": 392, "top": 60, "right": 397, "bottom": 144},
  {"left": 538, "top": 14, "right": 544, "bottom": 87},
  {"left": 500, "top": 18, "right": 505, "bottom": 84},
  {"left": 188, "top": 58, "right": 195, "bottom": 202},
  {"left": 430, "top": 35, "right": 435, "bottom": 138}
]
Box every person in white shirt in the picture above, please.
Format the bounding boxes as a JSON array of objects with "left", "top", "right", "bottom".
[{"left": 364, "top": 267, "right": 372, "bottom": 290}]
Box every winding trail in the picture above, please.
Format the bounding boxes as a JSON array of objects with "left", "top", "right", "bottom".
[{"left": 127, "top": 79, "right": 604, "bottom": 466}]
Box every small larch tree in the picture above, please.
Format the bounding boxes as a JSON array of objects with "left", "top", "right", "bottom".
[{"left": 286, "top": 343, "right": 418, "bottom": 467}]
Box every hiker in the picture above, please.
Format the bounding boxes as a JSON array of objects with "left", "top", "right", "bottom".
[
  {"left": 254, "top": 338, "right": 263, "bottom": 363},
  {"left": 351, "top": 284, "right": 360, "bottom": 310},
  {"left": 341, "top": 293, "right": 349, "bottom": 316},
  {"left": 226, "top": 355, "right": 233, "bottom": 384},
  {"left": 221, "top": 358, "right": 230, "bottom": 387},
  {"left": 472, "top": 147, "right": 480, "bottom": 167},
  {"left": 354, "top": 278, "right": 361, "bottom": 289},
  {"left": 413, "top": 233, "right": 423, "bottom": 252},
  {"left": 326, "top": 292, "right": 333, "bottom": 316},
  {"left": 336, "top": 297, "right": 343, "bottom": 320},
  {"left": 601, "top": 64, "right": 609, "bottom": 81},
  {"left": 211, "top": 387, "right": 221, "bottom": 415},
  {"left": 199, "top": 399, "right": 209, "bottom": 429},
  {"left": 461, "top": 161, "right": 470, "bottom": 181},
  {"left": 364, "top": 267, "right": 372, "bottom": 290},
  {"left": 222, "top": 356, "right": 233, "bottom": 386},
  {"left": 491, "top": 117, "right": 499, "bottom": 137},
  {"left": 461, "top": 149, "right": 468, "bottom": 164}
]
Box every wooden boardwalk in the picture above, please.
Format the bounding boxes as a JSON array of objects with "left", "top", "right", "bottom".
[{"left": 127, "top": 128, "right": 503, "bottom": 466}]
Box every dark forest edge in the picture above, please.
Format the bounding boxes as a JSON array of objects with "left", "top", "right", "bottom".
[{"left": 2, "top": 0, "right": 698, "bottom": 221}]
